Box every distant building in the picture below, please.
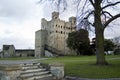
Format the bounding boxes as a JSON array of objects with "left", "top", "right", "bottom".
[
  {"left": 2, "top": 45, "right": 15, "bottom": 58},
  {"left": 0, "top": 51, "right": 3, "bottom": 58},
  {"left": 16, "top": 49, "right": 34, "bottom": 57},
  {"left": 1, "top": 45, "right": 35, "bottom": 58},
  {"left": 35, "top": 12, "right": 76, "bottom": 58}
]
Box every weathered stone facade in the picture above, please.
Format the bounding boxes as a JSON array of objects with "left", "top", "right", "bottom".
[
  {"left": 15, "top": 49, "right": 34, "bottom": 57},
  {"left": 2, "top": 45, "right": 16, "bottom": 58},
  {"left": 35, "top": 12, "right": 76, "bottom": 58}
]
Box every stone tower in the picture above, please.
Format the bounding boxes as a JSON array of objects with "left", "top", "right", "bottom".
[
  {"left": 35, "top": 30, "right": 47, "bottom": 58},
  {"left": 35, "top": 12, "right": 76, "bottom": 58},
  {"left": 52, "top": 12, "right": 59, "bottom": 20}
]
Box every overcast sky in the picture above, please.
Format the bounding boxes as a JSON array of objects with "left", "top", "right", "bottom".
[
  {"left": 0, "top": 0, "right": 76, "bottom": 49},
  {"left": 0, "top": 0, "right": 120, "bottom": 49},
  {"left": 0, "top": 0, "right": 43, "bottom": 49}
]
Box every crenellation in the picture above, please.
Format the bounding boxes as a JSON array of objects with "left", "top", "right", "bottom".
[
  {"left": 52, "top": 12, "right": 59, "bottom": 20},
  {"left": 41, "top": 18, "right": 48, "bottom": 29}
]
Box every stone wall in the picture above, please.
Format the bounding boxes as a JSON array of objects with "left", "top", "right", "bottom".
[
  {"left": 35, "top": 30, "right": 47, "bottom": 58},
  {"left": 0, "top": 65, "right": 21, "bottom": 80},
  {"left": 15, "top": 49, "right": 34, "bottom": 57}
]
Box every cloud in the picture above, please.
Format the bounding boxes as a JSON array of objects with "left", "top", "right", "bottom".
[
  {"left": 104, "top": 18, "right": 120, "bottom": 39},
  {"left": 0, "top": 17, "right": 42, "bottom": 49},
  {"left": 0, "top": 0, "right": 44, "bottom": 22},
  {"left": 0, "top": 0, "right": 34, "bottom": 19},
  {"left": 0, "top": 0, "right": 43, "bottom": 49}
]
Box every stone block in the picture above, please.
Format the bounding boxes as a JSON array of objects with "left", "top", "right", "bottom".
[
  {"left": 0, "top": 65, "right": 22, "bottom": 80},
  {"left": 49, "top": 63, "right": 64, "bottom": 79}
]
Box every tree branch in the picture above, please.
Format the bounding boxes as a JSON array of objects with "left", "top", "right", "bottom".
[
  {"left": 89, "top": 0, "right": 95, "bottom": 6},
  {"left": 102, "top": 11, "right": 113, "bottom": 18},
  {"left": 102, "top": 1, "right": 120, "bottom": 9},
  {"left": 104, "top": 13, "right": 120, "bottom": 28},
  {"left": 81, "top": 0, "right": 88, "bottom": 12},
  {"left": 86, "top": 11, "right": 94, "bottom": 18}
]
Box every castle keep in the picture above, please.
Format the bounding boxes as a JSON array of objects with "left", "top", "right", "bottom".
[{"left": 35, "top": 12, "right": 76, "bottom": 58}]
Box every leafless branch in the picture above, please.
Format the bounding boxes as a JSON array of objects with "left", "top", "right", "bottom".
[
  {"left": 89, "top": 21, "right": 94, "bottom": 26},
  {"left": 102, "top": 11, "right": 113, "bottom": 18},
  {"left": 86, "top": 11, "right": 94, "bottom": 19},
  {"left": 81, "top": 0, "right": 88, "bottom": 12},
  {"left": 106, "top": 0, "right": 112, "bottom": 4},
  {"left": 53, "top": 0, "right": 67, "bottom": 12},
  {"left": 76, "top": 0, "right": 82, "bottom": 16},
  {"left": 104, "top": 13, "right": 120, "bottom": 27},
  {"left": 102, "top": 0, "right": 112, "bottom": 4},
  {"left": 77, "top": 10, "right": 93, "bottom": 23},
  {"left": 102, "top": 13, "right": 107, "bottom": 23},
  {"left": 89, "top": 0, "right": 94, "bottom": 6},
  {"left": 102, "top": 1, "right": 120, "bottom": 9}
]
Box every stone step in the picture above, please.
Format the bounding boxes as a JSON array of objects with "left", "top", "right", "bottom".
[
  {"left": 22, "top": 74, "right": 53, "bottom": 80},
  {"left": 35, "top": 76, "right": 55, "bottom": 80},
  {"left": 21, "top": 68, "right": 46, "bottom": 73},
  {"left": 20, "top": 71, "right": 50, "bottom": 77},
  {"left": 18, "top": 63, "right": 54, "bottom": 80},
  {"left": 20, "top": 63, "right": 41, "bottom": 66},
  {"left": 22, "top": 66, "right": 43, "bottom": 70}
]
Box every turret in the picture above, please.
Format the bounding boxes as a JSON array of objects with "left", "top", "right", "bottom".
[
  {"left": 69, "top": 17, "right": 76, "bottom": 25},
  {"left": 69, "top": 17, "right": 76, "bottom": 31},
  {"left": 41, "top": 18, "right": 47, "bottom": 29},
  {"left": 52, "top": 12, "right": 59, "bottom": 20}
]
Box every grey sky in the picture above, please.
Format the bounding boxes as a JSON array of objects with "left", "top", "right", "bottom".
[
  {"left": 0, "top": 0, "right": 77, "bottom": 49},
  {"left": 0, "top": 0, "right": 43, "bottom": 49},
  {"left": 0, "top": 0, "right": 120, "bottom": 49}
]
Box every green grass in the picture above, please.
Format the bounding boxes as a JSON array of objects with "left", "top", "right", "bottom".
[
  {"left": 40, "top": 55, "right": 120, "bottom": 79},
  {"left": 0, "top": 57, "right": 35, "bottom": 60}
]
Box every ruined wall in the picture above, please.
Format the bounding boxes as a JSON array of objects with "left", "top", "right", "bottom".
[{"left": 35, "top": 30, "right": 47, "bottom": 58}]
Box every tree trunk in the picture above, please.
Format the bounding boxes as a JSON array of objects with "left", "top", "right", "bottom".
[
  {"left": 95, "top": 26, "right": 108, "bottom": 65},
  {"left": 94, "top": 2, "right": 108, "bottom": 65}
]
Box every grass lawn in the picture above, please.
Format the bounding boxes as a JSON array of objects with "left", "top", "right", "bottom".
[
  {"left": 40, "top": 55, "right": 120, "bottom": 79},
  {"left": 0, "top": 57, "right": 35, "bottom": 60}
]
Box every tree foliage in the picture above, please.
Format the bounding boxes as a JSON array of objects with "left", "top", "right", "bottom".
[
  {"left": 67, "top": 29, "right": 92, "bottom": 55},
  {"left": 112, "top": 36, "right": 120, "bottom": 45},
  {"left": 104, "top": 39, "right": 116, "bottom": 54},
  {"left": 91, "top": 38, "right": 116, "bottom": 54}
]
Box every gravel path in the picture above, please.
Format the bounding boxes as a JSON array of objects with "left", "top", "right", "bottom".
[{"left": 0, "top": 58, "right": 47, "bottom": 65}]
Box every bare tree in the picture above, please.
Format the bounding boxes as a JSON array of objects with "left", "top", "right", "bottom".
[{"left": 39, "top": 0, "right": 120, "bottom": 65}]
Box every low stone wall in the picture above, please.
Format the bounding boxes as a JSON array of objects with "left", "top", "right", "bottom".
[
  {"left": 0, "top": 65, "right": 22, "bottom": 80},
  {"left": 49, "top": 63, "right": 64, "bottom": 80},
  {"left": 41, "top": 62, "right": 65, "bottom": 79}
]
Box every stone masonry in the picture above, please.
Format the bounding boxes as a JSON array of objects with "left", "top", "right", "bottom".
[{"left": 35, "top": 12, "right": 76, "bottom": 58}]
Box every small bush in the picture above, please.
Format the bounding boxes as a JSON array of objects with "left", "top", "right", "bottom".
[{"left": 114, "top": 49, "right": 120, "bottom": 55}]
